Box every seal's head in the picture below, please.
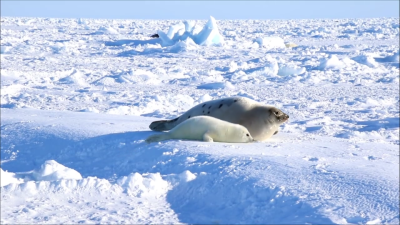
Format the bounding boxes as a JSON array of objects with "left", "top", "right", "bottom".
[
  {"left": 226, "top": 124, "right": 254, "bottom": 143},
  {"left": 269, "top": 107, "right": 289, "bottom": 124}
]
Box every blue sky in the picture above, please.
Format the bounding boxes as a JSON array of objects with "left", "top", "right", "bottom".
[{"left": 1, "top": 1, "right": 399, "bottom": 20}]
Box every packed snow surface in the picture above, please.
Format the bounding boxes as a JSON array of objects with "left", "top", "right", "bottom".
[{"left": 1, "top": 16, "right": 399, "bottom": 224}]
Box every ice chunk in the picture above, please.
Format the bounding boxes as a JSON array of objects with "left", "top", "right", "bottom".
[
  {"left": 193, "top": 16, "right": 225, "bottom": 46},
  {"left": 167, "top": 22, "right": 185, "bottom": 40},
  {"left": 183, "top": 20, "right": 196, "bottom": 33},
  {"left": 157, "top": 30, "right": 175, "bottom": 47},
  {"left": 158, "top": 16, "right": 224, "bottom": 47}
]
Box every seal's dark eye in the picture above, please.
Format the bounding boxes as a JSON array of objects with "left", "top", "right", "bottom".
[
  {"left": 246, "top": 134, "right": 250, "bottom": 137},
  {"left": 274, "top": 111, "right": 279, "bottom": 116}
]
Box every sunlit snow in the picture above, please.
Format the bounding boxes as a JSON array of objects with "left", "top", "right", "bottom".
[{"left": 1, "top": 16, "right": 399, "bottom": 224}]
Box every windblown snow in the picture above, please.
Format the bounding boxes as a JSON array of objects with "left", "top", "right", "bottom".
[{"left": 1, "top": 16, "right": 399, "bottom": 224}]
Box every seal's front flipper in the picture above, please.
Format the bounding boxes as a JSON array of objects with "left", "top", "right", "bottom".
[
  {"left": 202, "top": 132, "right": 214, "bottom": 142},
  {"left": 273, "top": 130, "right": 278, "bottom": 135},
  {"left": 145, "top": 133, "right": 169, "bottom": 143}
]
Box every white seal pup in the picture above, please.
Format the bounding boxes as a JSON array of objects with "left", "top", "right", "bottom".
[
  {"left": 149, "top": 97, "right": 289, "bottom": 141},
  {"left": 146, "top": 116, "right": 254, "bottom": 143}
]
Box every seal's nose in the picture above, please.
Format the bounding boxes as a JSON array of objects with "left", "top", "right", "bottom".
[{"left": 282, "top": 114, "right": 289, "bottom": 122}]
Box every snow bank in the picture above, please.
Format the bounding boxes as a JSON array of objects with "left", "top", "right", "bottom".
[
  {"left": 158, "top": 16, "right": 225, "bottom": 47},
  {"left": 32, "top": 160, "right": 82, "bottom": 181}
]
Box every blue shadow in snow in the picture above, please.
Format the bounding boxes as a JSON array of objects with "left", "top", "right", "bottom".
[
  {"left": 356, "top": 117, "right": 399, "bottom": 132},
  {"left": 0, "top": 127, "right": 157, "bottom": 179},
  {"left": 104, "top": 39, "right": 160, "bottom": 47},
  {"left": 167, "top": 162, "right": 334, "bottom": 224}
]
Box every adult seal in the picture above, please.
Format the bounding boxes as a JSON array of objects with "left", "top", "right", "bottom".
[
  {"left": 146, "top": 116, "right": 254, "bottom": 143},
  {"left": 149, "top": 97, "right": 289, "bottom": 141}
]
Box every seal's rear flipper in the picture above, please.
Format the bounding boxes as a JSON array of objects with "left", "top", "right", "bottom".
[
  {"left": 149, "top": 117, "right": 179, "bottom": 131},
  {"left": 149, "top": 120, "right": 169, "bottom": 131}
]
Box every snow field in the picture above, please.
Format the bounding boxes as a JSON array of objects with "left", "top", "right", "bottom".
[{"left": 1, "top": 16, "right": 399, "bottom": 224}]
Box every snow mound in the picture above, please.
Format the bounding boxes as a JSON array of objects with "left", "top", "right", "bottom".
[
  {"left": 158, "top": 16, "right": 225, "bottom": 47},
  {"left": 179, "top": 170, "right": 197, "bottom": 182},
  {"left": 32, "top": 160, "right": 82, "bottom": 181},
  {"left": 255, "top": 36, "right": 286, "bottom": 49},
  {"left": 318, "top": 55, "right": 345, "bottom": 70},
  {"left": 196, "top": 94, "right": 213, "bottom": 103},
  {"left": 58, "top": 69, "right": 88, "bottom": 86},
  {"left": 117, "top": 172, "right": 169, "bottom": 198},
  {"left": 278, "top": 64, "right": 306, "bottom": 76},
  {"left": 1, "top": 169, "right": 24, "bottom": 187}
]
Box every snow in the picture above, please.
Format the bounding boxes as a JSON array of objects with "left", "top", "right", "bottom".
[
  {"left": 32, "top": 160, "right": 82, "bottom": 181},
  {"left": 255, "top": 36, "right": 286, "bottom": 49},
  {"left": 1, "top": 16, "right": 399, "bottom": 224},
  {"left": 1, "top": 169, "right": 24, "bottom": 187},
  {"left": 318, "top": 55, "right": 345, "bottom": 70}
]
